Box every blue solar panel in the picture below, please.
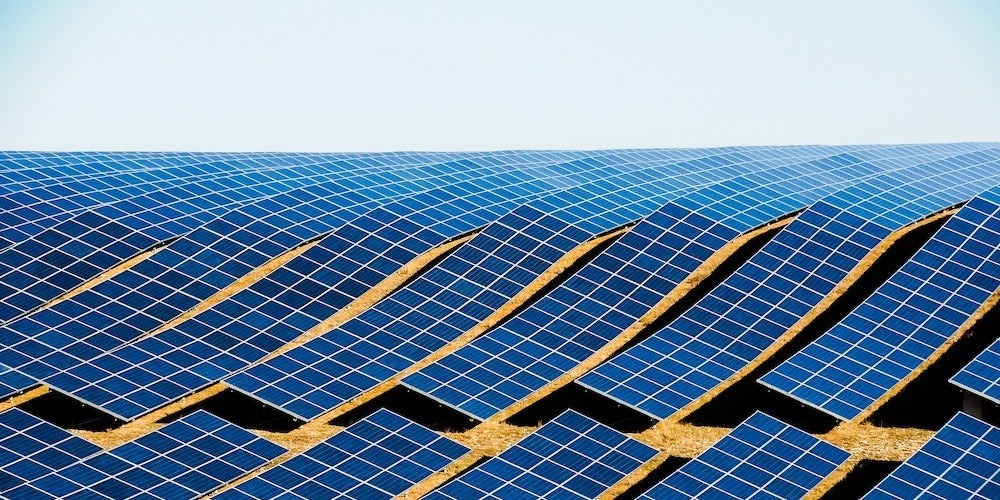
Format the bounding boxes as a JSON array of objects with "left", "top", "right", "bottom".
[
  {"left": 0, "top": 154, "right": 414, "bottom": 322},
  {"left": 761, "top": 186, "right": 1000, "bottom": 421},
  {"left": 952, "top": 337, "right": 1000, "bottom": 405},
  {"left": 0, "top": 408, "right": 102, "bottom": 495},
  {"left": 217, "top": 408, "right": 469, "bottom": 499},
  {"left": 402, "top": 144, "right": 968, "bottom": 420},
  {"left": 425, "top": 410, "right": 657, "bottom": 499},
  {"left": 864, "top": 412, "right": 1000, "bottom": 500},
  {"left": 4, "top": 410, "right": 285, "bottom": 499},
  {"left": 640, "top": 412, "right": 849, "bottom": 499},
  {"left": 0, "top": 365, "right": 34, "bottom": 401},
  {"left": 578, "top": 150, "right": 1000, "bottom": 421}
]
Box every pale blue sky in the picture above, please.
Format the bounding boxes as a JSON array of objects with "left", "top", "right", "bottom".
[{"left": 0, "top": 0, "right": 997, "bottom": 150}]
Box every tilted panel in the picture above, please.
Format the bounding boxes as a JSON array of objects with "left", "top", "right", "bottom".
[
  {"left": 577, "top": 149, "right": 1000, "bottom": 420},
  {"left": 0, "top": 408, "right": 102, "bottom": 494},
  {"left": 4, "top": 410, "right": 285, "bottom": 499},
  {"left": 226, "top": 204, "right": 594, "bottom": 421},
  {"left": 761, "top": 186, "right": 1000, "bottom": 420},
  {"left": 639, "top": 412, "right": 848, "bottom": 499},
  {"left": 864, "top": 412, "right": 999, "bottom": 500},
  {"left": 217, "top": 409, "right": 468, "bottom": 499},
  {"left": 402, "top": 144, "right": 968, "bottom": 420},
  {"left": 425, "top": 410, "right": 657, "bottom": 499}
]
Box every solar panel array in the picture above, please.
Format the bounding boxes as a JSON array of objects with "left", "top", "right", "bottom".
[
  {"left": 761, "top": 185, "right": 1000, "bottom": 421},
  {"left": 401, "top": 144, "right": 969, "bottom": 420},
  {"left": 5, "top": 410, "right": 285, "bottom": 499},
  {"left": 953, "top": 338, "right": 1000, "bottom": 405},
  {"left": 577, "top": 150, "right": 1000, "bottom": 420},
  {"left": 1, "top": 151, "right": 633, "bottom": 391},
  {"left": 639, "top": 412, "right": 849, "bottom": 499},
  {"left": 864, "top": 412, "right": 1000, "bottom": 500},
  {"left": 217, "top": 409, "right": 469, "bottom": 499},
  {"left": 222, "top": 145, "right": 853, "bottom": 421},
  {"left": 0, "top": 144, "right": 998, "bottom": 499},
  {"left": 425, "top": 410, "right": 657, "bottom": 499}
]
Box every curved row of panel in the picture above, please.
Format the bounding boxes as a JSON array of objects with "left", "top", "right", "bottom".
[
  {"left": 401, "top": 143, "right": 983, "bottom": 420},
  {"left": 577, "top": 149, "right": 1000, "bottom": 421}
]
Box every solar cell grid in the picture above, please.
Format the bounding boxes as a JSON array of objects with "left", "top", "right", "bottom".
[
  {"left": 425, "top": 410, "right": 657, "bottom": 499},
  {"left": 577, "top": 149, "right": 1000, "bottom": 421},
  {"left": 402, "top": 144, "right": 968, "bottom": 420},
  {"left": 639, "top": 412, "right": 849, "bottom": 500},
  {"left": 863, "top": 412, "right": 1000, "bottom": 500},
  {"left": 217, "top": 408, "right": 469, "bottom": 500},
  {"left": 761, "top": 186, "right": 1000, "bottom": 420},
  {"left": 4, "top": 410, "right": 285, "bottom": 500},
  {"left": 0, "top": 408, "right": 102, "bottom": 494}
]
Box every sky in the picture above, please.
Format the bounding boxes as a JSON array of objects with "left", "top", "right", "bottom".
[{"left": 0, "top": 0, "right": 997, "bottom": 151}]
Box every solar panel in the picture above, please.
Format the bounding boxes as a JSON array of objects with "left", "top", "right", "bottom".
[
  {"left": 577, "top": 150, "right": 1000, "bottom": 421},
  {"left": 3, "top": 152, "right": 615, "bottom": 384},
  {"left": 952, "top": 337, "right": 1000, "bottom": 405},
  {"left": 761, "top": 186, "right": 1000, "bottom": 421},
  {"left": 5, "top": 410, "right": 285, "bottom": 499},
  {"left": 401, "top": 144, "right": 971, "bottom": 420},
  {"left": 38, "top": 155, "right": 631, "bottom": 420},
  {"left": 425, "top": 409, "right": 657, "bottom": 499},
  {"left": 863, "top": 412, "right": 999, "bottom": 499},
  {"left": 216, "top": 408, "right": 469, "bottom": 499},
  {"left": 639, "top": 412, "right": 849, "bottom": 499},
  {"left": 0, "top": 408, "right": 102, "bottom": 494}
]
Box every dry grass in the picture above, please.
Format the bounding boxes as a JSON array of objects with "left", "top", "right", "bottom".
[
  {"left": 850, "top": 290, "right": 1000, "bottom": 423},
  {"left": 648, "top": 208, "right": 959, "bottom": 431},
  {"left": 488, "top": 217, "right": 794, "bottom": 423},
  {"left": 823, "top": 422, "right": 932, "bottom": 461},
  {"left": 0, "top": 386, "right": 48, "bottom": 413}
]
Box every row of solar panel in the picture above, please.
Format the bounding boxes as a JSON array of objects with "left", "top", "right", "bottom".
[
  {"left": 2, "top": 143, "right": 999, "bottom": 430},
  {"left": 4, "top": 400, "right": 995, "bottom": 499}
]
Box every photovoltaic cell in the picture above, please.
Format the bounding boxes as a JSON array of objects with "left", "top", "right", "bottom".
[
  {"left": 577, "top": 149, "right": 1000, "bottom": 420},
  {"left": 425, "top": 410, "right": 657, "bottom": 499},
  {"left": 217, "top": 409, "right": 469, "bottom": 500},
  {"left": 401, "top": 144, "right": 971, "bottom": 420},
  {"left": 0, "top": 365, "right": 34, "bottom": 401},
  {"left": 864, "top": 412, "right": 1000, "bottom": 500},
  {"left": 0, "top": 408, "right": 102, "bottom": 494},
  {"left": 4, "top": 410, "right": 285, "bottom": 499},
  {"left": 761, "top": 186, "right": 1000, "bottom": 420},
  {"left": 640, "top": 412, "right": 849, "bottom": 499}
]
